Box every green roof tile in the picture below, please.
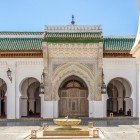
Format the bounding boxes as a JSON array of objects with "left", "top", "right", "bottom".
[
  {"left": 0, "top": 32, "right": 43, "bottom": 51},
  {"left": 0, "top": 38, "right": 42, "bottom": 51},
  {"left": 0, "top": 32, "right": 136, "bottom": 51},
  {"left": 103, "top": 37, "right": 135, "bottom": 51}
]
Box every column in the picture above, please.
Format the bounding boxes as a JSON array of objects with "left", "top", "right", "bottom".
[
  {"left": 40, "top": 94, "right": 44, "bottom": 118},
  {"left": 89, "top": 100, "right": 94, "bottom": 117},
  {"left": 102, "top": 94, "right": 108, "bottom": 117},
  {"left": 7, "top": 63, "right": 16, "bottom": 119},
  {"left": 29, "top": 99, "right": 35, "bottom": 113},
  {"left": 20, "top": 98, "right": 28, "bottom": 117}
]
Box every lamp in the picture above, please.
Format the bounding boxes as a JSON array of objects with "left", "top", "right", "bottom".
[
  {"left": 101, "top": 69, "right": 106, "bottom": 94},
  {"left": 39, "top": 71, "right": 45, "bottom": 94},
  {"left": 39, "top": 82, "right": 44, "bottom": 95},
  {"left": 41, "top": 71, "right": 44, "bottom": 83},
  {"left": 7, "top": 68, "right": 12, "bottom": 83}
]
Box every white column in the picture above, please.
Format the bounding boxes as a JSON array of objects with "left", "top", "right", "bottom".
[
  {"left": 93, "top": 101, "right": 104, "bottom": 118},
  {"left": 102, "top": 94, "right": 108, "bottom": 117},
  {"left": 29, "top": 99, "right": 35, "bottom": 112},
  {"left": 7, "top": 63, "right": 16, "bottom": 119},
  {"left": 15, "top": 94, "right": 20, "bottom": 118},
  {"left": 117, "top": 98, "right": 123, "bottom": 112},
  {"left": 40, "top": 94, "right": 44, "bottom": 118},
  {"left": 125, "top": 98, "right": 133, "bottom": 115},
  {"left": 15, "top": 71, "right": 21, "bottom": 119},
  {"left": 20, "top": 98, "right": 28, "bottom": 116},
  {"left": 89, "top": 100, "right": 94, "bottom": 118},
  {"left": 43, "top": 101, "right": 54, "bottom": 118},
  {"left": 53, "top": 101, "right": 58, "bottom": 118},
  {"left": 7, "top": 82, "right": 16, "bottom": 119}
]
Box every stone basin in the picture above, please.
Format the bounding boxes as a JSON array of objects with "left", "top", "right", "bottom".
[{"left": 53, "top": 118, "right": 81, "bottom": 129}]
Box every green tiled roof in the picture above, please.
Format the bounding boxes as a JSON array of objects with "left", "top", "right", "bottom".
[
  {"left": 0, "top": 32, "right": 43, "bottom": 36},
  {"left": 0, "top": 38, "right": 42, "bottom": 51},
  {"left": 0, "top": 32, "right": 136, "bottom": 51},
  {"left": 0, "top": 32, "right": 43, "bottom": 51},
  {"left": 43, "top": 32, "right": 103, "bottom": 43},
  {"left": 103, "top": 37, "right": 135, "bottom": 51}
]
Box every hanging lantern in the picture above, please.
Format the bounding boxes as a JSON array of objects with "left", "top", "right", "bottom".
[
  {"left": 39, "top": 82, "right": 44, "bottom": 94},
  {"left": 101, "top": 81, "right": 106, "bottom": 94},
  {"left": 101, "top": 69, "right": 106, "bottom": 94},
  {"left": 6, "top": 68, "right": 12, "bottom": 83}
]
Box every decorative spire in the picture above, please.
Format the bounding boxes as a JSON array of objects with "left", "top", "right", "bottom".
[{"left": 71, "top": 15, "right": 75, "bottom": 25}]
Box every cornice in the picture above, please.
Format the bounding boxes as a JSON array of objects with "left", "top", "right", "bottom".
[
  {"left": 0, "top": 49, "right": 134, "bottom": 58},
  {"left": 103, "top": 51, "right": 133, "bottom": 58},
  {"left": 16, "top": 61, "right": 43, "bottom": 66},
  {"left": 0, "top": 51, "right": 43, "bottom": 58}
]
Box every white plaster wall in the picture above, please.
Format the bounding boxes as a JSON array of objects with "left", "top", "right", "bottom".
[
  {"left": 0, "top": 58, "right": 43, "bottom": 119},
  {"left": 0, "top": 57, "right": 138, "bottom": 119},
  {"left": 93, "top": 101, "right": 104, "bottom": 118},
  {"left": 103, "top": 58, "right": 137, "bottom": 117}
]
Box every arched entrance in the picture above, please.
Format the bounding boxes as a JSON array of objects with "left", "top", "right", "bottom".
[
  {"left": 20, "top": 77, "right": 41, "bottom": 117},
  {"left": 107, "top": 77, "right": 132, "bottom": 117},
  {"left": 59, "top": 75, "right": 89, "bottom": 117},
  {"left": 0, "top": 78, "right": 7, "bottom": 118}
]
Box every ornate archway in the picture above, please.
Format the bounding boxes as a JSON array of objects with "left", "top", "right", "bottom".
[
  {"left": 50, "top": 63, "right": 99, "bottom": 101},
  {"left": 107, "top": 77, "right": 132, "bottom": 116},
  {"left": 59, "top": 75, "right": 89, "bottom": 117}
]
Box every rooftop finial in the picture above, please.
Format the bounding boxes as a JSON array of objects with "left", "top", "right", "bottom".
[{"left": 71, "top": 15, "right": 75, "bottom": 25}]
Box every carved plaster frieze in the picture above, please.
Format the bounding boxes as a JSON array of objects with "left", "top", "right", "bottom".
[
  {"left": 16, "top": 61, "right": 43, "bottom": 66},
  {"left": 44, "top": 43, "right": 99, "bottom": 58}
]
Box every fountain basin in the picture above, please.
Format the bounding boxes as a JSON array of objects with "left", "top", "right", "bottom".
[{"left": 53, "top": 118, "right": 81, "bottom": 129}]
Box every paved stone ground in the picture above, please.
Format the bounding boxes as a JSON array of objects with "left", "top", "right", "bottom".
[
  {"left": 0, "top": 118, "right": 138, "bottom": 140},
  {"left": 0, "top": 126, "right": 40, "bottom": 140},
  {"left": 0, "top": 125, "right": 140, "bottom": 140}
]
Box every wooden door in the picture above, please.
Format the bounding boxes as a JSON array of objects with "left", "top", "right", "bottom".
[{"left": 59, "top": 88, "right": 88, "bottom": 117}]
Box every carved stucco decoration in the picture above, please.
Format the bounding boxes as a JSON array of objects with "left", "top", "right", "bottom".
[
  {"left": 44, "top": 43, "right": 99, "bottom": 58},
  {"left": 51, "top": 63, "right": 101, "bottom": 101},
  {"left": 42, "top": 42, "right": 103, "bottom": 101}
]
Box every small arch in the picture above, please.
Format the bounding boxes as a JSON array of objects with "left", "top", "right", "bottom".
[
  {"left": 20, "top": 77, "right": 41, "bottom": 118},
  {"left": 107, "top": 77, "right": 132, "bottom": 117},
  {"left": 0, "top": 78, "right": 7, "bottom": 118}
]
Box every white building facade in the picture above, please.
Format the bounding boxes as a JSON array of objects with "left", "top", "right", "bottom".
[{"left": 0, "top": 25, "right": 137, "bottom": 119}]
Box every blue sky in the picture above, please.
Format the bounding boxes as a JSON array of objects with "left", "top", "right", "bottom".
[{"left": 0, "top": 0, "right": 138, "bottom": 35}]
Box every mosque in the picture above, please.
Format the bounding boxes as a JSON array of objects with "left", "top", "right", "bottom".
[{"left": 0, "top": 15, "right": 139, "bottom": 119}]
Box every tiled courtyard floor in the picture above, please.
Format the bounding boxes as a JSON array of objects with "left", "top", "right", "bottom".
[
  {"left": 0, "top": 125, "right": 140, "bottom": 140},
  {"left": 0, "top": 117, "right": 139, "bottom": 140}
]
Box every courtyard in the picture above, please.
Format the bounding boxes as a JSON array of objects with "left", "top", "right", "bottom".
[
  {"left": 0, "top": 117, "right": 138, "bottom": 140},
  {"left": 0, "top": 0, "right": 140, "bottom": 139}
]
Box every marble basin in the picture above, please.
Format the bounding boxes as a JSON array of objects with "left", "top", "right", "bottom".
[{"left": 53, "top": 118, "right": 81, "bottom": 129}]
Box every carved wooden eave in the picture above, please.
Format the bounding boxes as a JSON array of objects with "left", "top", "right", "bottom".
[
  {"left": 103, "top": 50, "right": 133, "bottom": 58},
  {"left": 0, "top": 50, "right": 133, "bottom": 58},
  {"left": 0, "top": 50, "right": 43, "bottom": 58}
]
